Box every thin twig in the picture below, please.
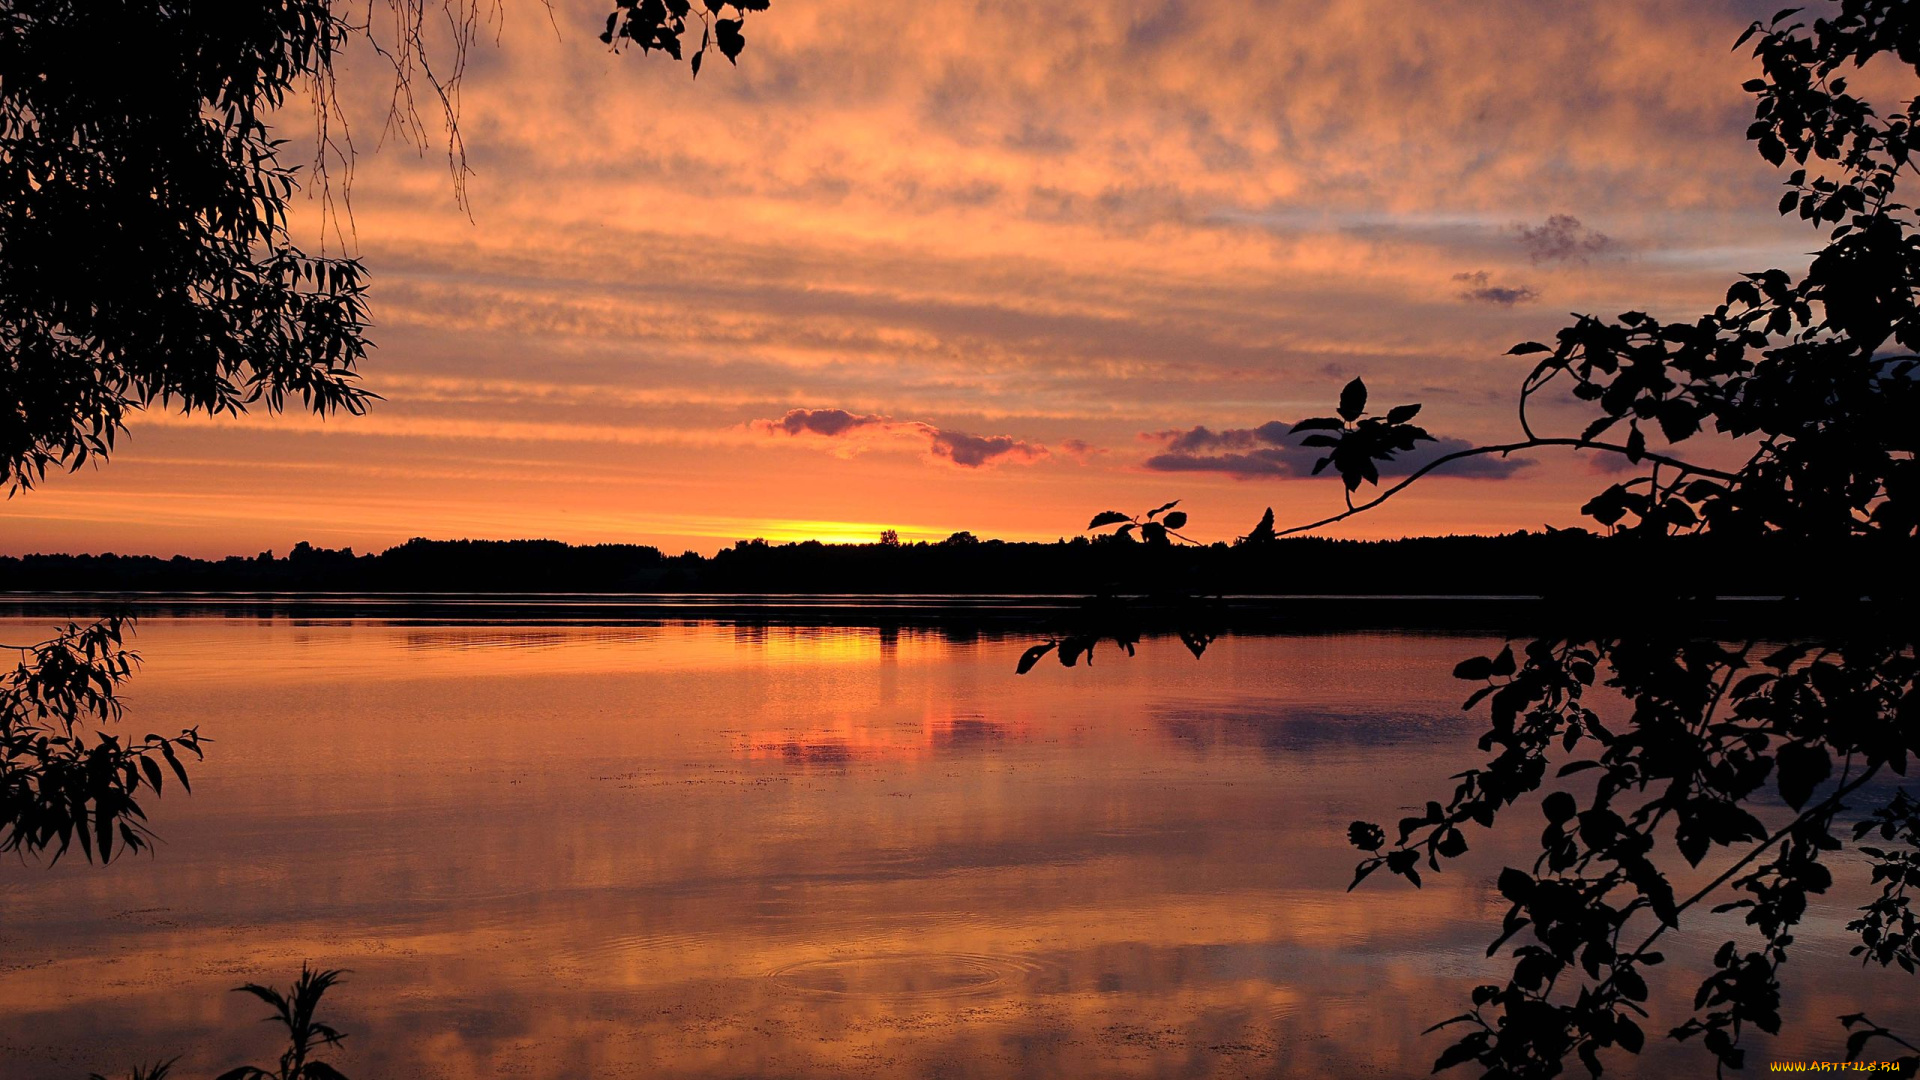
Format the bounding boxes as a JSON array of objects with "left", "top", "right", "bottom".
[{"left": 1274, "top": 438, "right": 1738, "bottom": 539}]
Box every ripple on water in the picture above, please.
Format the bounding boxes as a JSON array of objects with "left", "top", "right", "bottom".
[{"left": 768, "top": 952, "right": 1046, "bottom": 1001}]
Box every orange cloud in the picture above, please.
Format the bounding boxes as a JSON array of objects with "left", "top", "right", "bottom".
[{"left": 2, "top": 0, "right": 1850, "bottom": 554}]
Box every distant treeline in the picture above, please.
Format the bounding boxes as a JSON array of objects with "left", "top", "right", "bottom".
[{"left": 0, "top": 531, "right": 1893, "bottom": 597}]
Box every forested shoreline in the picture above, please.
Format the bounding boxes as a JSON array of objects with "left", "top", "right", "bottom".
[{"left": 0, "top": 531, "right": 1896, "bottom": 597}]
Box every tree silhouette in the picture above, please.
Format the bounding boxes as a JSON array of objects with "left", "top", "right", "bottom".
[
  {"left": 1, "top": 1, "right": 771, "bottom": 494},
  {"left": 0, "top": 0, "right": 764, "bottom": 861},
  {"left": 0, "top": 1, "right": 373, "bottom": 492},
  {"left": 1040, "top": 2, "right": 1920, "bottom": 1074},
  {"left": 0, "top": 4, "right": 755, "bottom": 1074}
]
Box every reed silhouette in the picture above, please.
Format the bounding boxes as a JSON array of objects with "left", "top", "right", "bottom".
[{"left": 86, "top": 966, "right": 353, "bottom": 1080}]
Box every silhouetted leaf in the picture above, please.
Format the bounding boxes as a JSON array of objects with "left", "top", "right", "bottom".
[
  {"left": 1348, "top": 821, "right": 1386, "bottom": 851},
  {"left": 1087, "top": 511, "right": 1131, "bottom": 529},
  {"left": 1762, "top": 645, "right": 1809, "bottom": 669},
  {"left": 1676, "top": 820, "right": 1712, "bottom": 867},
  {"left": 1848, "top": 1030, "right": 1876, "bottom": 1061},
  {"left": 1349, "top": 860, "right": 1381, "bottom": 891},
  {"left": 1776, "top": 742, "right": 1831, "bottom": 810},
  {"left": 160, "top": 742, "right": 191, "bottom": 793},
  {"left": 234, "top": 983, "right": 288, "bottom": 1013},
  {"left": 1432, "top": 1040, "right": 1484, "bottom": 1072},
  {"left": 1337, "top": 378, "right": 1368, "bottom": 422},
  {"left": 714, "top": 18, "right": 744, "bottom": 61},
  {"left": 1289, "top": 417, "right": 1344, "bottom": 432},
  {"left": 1058, "top": 637, "right": 1092, "bottom": 667},
  {"left": 1497, "top": 867, "right": 1534, "bottom": 903},
  {"left": 1015, "top": 641, "right": 1056, "bottom": 675},
  {"left": 1453, "top": 656, "right": 1494, "bottom": 680}
]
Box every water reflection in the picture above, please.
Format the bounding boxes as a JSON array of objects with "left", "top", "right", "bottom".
[
  {"left": 0, "top": 619, "right": 1912, "bottom": 1077},
  {"left": 733, "top": 715, "right": 1026, "bottom": 766}
]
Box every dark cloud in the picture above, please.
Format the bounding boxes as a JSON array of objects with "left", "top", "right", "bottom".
[
  {"left": 757, "top": 408, "right": 887, "bottom": 437},
  {"left": 891, "top": 176, "right": 1005, "bottom": 210},
  {"left": 1057, "top": 437, "right": 1106, "bottom": 463},
  {"left": 1453, "top": 270, "right": 1539, "bottom": 307},
  {"left": 1158, "top": 421, "right": 1293, "bottom": 453},
  {"left": 1002, "top": 119, "right": 1076, "bottom": 154},
  {"left": 1141, "top": 421, "right": 1530, "bottom": 480},
  {"left": 929, "top": 429, "right": 1047, "bottom": 467},
  {"left": 1023, "top": 183, "right": 1195, "bottom": 229},
  {"left": 1125, "top": 0, "right": 1190, "bottom": 51},
  {"left": 1515, "top": 214, "right": 1615, "bottom": 264},
  {"left": 754, "top": 408, "right": 1046, "bottom": 468}
]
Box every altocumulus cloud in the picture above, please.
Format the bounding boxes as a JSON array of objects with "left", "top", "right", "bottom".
[
  {"left": 761, "top": 408, "right": 888, "bottom": 437},
  {"left": 1453, "top": 270, "right": 1540, "bottom": 307},
  {"left": 755, "top": 408, "right": 1048, "bottom": 468},
  {"left": 1142, "top": 422, "right": 1530, "bottom": 480},
  {"left": 1057, "top": 437, "right": 1105, "bottom": 463},
  {"left": 1516, "top": 215, "right": 1617, "bottom": 264}
]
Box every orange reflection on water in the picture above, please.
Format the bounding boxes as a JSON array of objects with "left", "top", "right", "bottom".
[
  {"left": 0, "top": 618, "right": 1913, "bottom": 1077},
  {"left": 733, "top": 712, "right": 1032, "bottom": 765}
]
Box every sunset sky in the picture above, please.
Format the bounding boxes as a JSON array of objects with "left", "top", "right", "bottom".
[{"left": 2, "top": 0, "right": 1860, "bottom": 557}]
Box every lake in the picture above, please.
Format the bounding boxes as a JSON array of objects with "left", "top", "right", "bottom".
[{"left": 1, "top": 615, "right": 1913, "bottom": 1077}]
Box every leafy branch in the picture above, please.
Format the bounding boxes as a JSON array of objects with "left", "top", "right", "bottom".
[
  {"left": 2, "top": 618, "right": 203, "bottom": 863},
  {"left": 601, "top": 0, "right": 770, "bottom": 78},
  {"left": 1084, "top": 499, "right": 1195, "bottom": 546}
]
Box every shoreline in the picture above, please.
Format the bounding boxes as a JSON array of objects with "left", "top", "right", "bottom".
[{"left": 0, "top": 591, "right": 1865, "bottom": 635}]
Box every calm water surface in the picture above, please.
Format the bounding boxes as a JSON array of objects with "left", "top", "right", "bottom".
[{"left": 0, "top": 618, "right": 1912, "bottom": 1078}]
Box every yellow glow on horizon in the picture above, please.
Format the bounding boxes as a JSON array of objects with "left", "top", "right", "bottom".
[{"left": 735, "top": 520, "right": 956, "bottom": 546}]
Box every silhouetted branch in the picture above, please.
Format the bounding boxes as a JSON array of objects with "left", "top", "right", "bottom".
[
  {"left": 1603, "top": 764, "right": 1879, "bottom": 993},
  {"left": 1272, "top": 438, "right": 1739, "bottom": 539}
]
